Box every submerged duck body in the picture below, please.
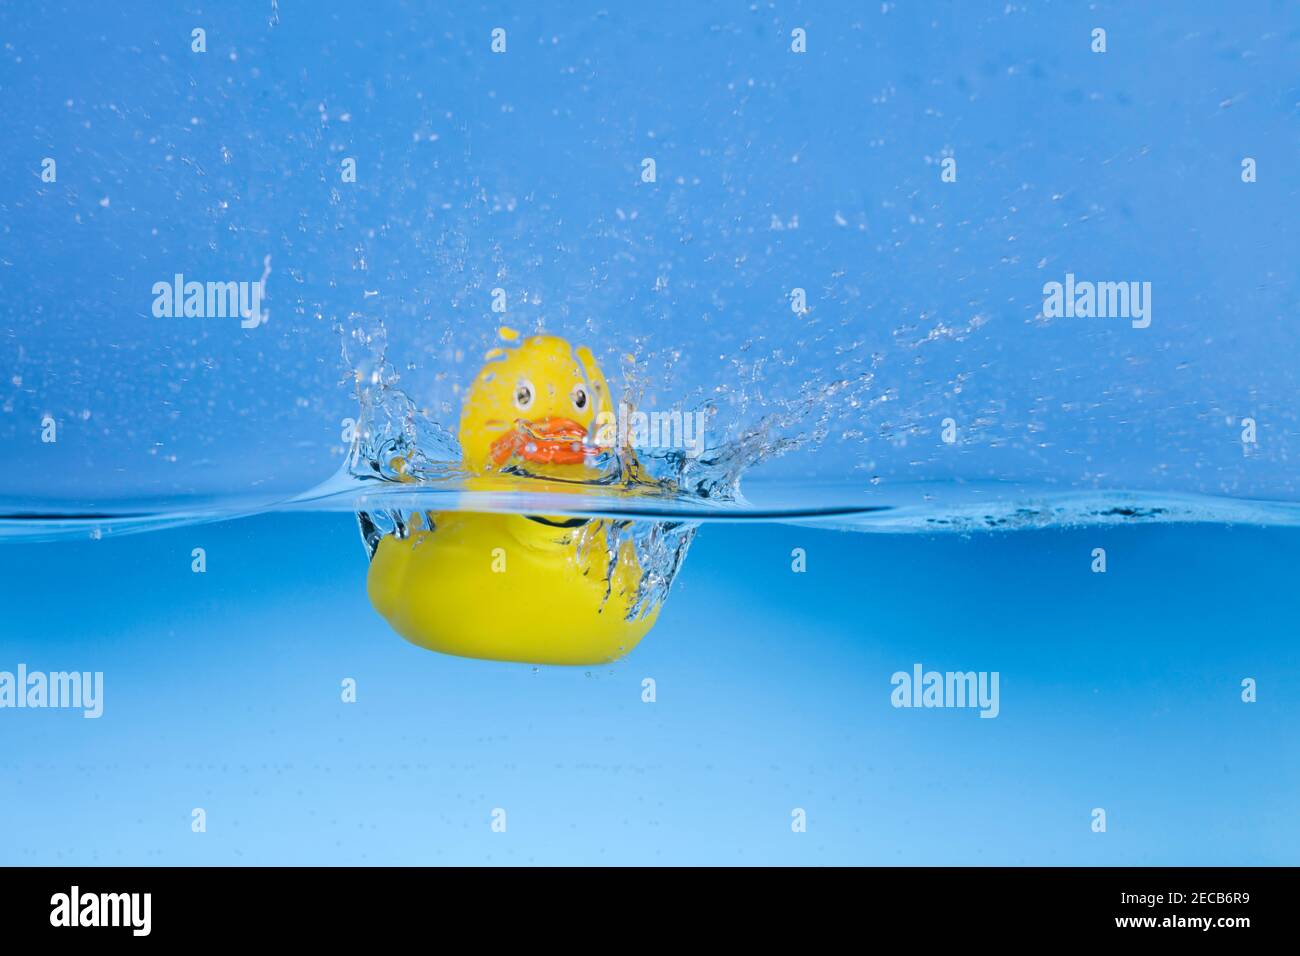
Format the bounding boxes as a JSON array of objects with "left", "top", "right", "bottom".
[{"left": 367, "top": 510, "right": 657, "bottom": 665}]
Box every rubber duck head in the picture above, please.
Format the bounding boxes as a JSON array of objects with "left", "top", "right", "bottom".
[{"left": 458, "top": 330, "right": 613, "bottom": 475}]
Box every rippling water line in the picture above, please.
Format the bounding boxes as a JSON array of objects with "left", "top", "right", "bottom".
[{"left": 5, "top": 479, "right": 1300, "bottom": 544}]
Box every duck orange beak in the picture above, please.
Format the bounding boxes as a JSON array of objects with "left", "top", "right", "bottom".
[{"left": 490, "top": 417, "right": 591, "bottom": 466}]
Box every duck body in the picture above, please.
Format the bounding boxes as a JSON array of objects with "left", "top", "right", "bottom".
[
  {"left": 364, "top": 332, "right": 661, "bottom": 665},
  {"left": 367, "top": 511, "right": 657, "bottom": 664}
]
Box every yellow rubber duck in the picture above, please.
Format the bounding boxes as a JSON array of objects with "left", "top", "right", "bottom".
[{"left": 365, "top": 331, "right": 660, "bottom": 665}]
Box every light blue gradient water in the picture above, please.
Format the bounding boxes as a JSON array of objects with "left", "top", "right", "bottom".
[{"left": 2, "top": 515, "right": 1296, "bottom": 865}]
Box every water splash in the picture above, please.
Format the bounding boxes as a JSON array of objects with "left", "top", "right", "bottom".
[{"left": 338, "top": 302, "right": 880, "bottom": 617}]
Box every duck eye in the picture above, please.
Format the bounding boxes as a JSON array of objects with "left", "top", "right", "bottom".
[
  {"left": 514, "top": 380, "right": 534, "bottom": 411},
  {"left": 571, "top": 384, "right": 589, "bottom": 411}
]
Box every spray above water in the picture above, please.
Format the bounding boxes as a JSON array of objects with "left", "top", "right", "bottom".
[{"left": 342, "top": 313, "right": 887, "bottom": 516}]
